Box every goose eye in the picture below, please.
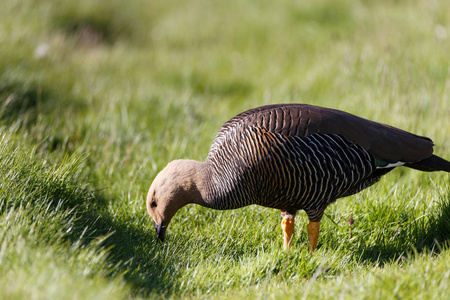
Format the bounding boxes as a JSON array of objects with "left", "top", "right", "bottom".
[{"left": 151, "top": 200, "right": 157, "bottom": 208}]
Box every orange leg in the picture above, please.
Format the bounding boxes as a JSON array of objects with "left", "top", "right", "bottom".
[
  {"left": 281, "top": 216, "right": 295, "bottom": 250},
  {"left": 307, "top": 221, "right": 320, "bottom": 253}
]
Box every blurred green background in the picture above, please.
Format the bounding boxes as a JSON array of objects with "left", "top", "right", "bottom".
[{"left": 1, "top": 0, "right": 449, "bottom": 299}]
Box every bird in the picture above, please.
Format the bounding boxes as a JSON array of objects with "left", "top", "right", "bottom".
[{"left": 146, "top": 104, "right": 450, "bottom": 251}]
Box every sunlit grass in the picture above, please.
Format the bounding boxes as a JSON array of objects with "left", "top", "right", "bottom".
[{"left": 1, "top": 0, "right": 449, "bottom": 299}]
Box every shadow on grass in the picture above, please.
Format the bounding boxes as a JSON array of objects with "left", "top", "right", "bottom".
[
  {"left": 62, "top": 198, "right": 179, "bottom": 298},
  {"left": 0, "top": 80, "right": 50, "bottom": 123},
  {"left": 351, "top": 194, "right": 450, "bottom": 265},
  {"left": 418, "top": 196, "right": 450, "bottom": 250},
  {"left": 0, "top": 144, "right": 177, "bottom": 297},
  {"left": 0, "top": 77, "right": 86, "bottom": 126}
]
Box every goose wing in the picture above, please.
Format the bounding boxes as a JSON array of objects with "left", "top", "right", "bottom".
[{"left": 212, "top": 104, "right": 434, "bottom": 164}]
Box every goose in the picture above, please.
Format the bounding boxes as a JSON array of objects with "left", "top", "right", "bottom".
[{"left": 146, "top": 104, "right": 450, "bottom": 251}]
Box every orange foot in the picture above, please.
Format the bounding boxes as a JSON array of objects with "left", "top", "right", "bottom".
[
  {"left": 281, "top": 218, "right": 295, "bottom": 250},
  {"left": 307, "top": 221, "right": 320, "bottom": 253}
]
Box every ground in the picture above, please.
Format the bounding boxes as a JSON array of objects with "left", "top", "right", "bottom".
[{"left": 0, "top": 0, "right": 449, "bottom": 299}]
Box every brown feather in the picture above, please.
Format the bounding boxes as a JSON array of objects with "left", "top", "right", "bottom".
[{"left": 219, "top": 104, "right": 435, "bottom": 163}]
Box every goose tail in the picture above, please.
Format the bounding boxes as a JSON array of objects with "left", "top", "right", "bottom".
[{"left": 406, "top": 155, "right": 450, "bottom": 172}]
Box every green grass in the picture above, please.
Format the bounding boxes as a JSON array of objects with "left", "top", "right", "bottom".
[{"left": 1, "top": 0, "right": 449, "bottom": 299}]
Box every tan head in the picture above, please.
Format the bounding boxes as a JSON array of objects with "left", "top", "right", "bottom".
[{"left": 146, "top": 159, "right": 207, "bottom": 241}]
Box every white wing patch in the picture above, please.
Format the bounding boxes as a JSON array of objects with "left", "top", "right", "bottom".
[{"left": 376, "top": 161, "right": 405, "bottom": 169}]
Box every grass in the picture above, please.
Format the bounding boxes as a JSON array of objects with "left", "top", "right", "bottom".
[{"left": 1, "top": 0, "right": 449, "bottom": 299}]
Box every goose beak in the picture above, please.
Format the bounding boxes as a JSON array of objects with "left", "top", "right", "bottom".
[{"left": 154, "top": 220, "right": 166, "bottom": 242}]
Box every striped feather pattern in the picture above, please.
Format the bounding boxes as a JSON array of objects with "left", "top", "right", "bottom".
[
  {"left": 206, "top": 126, "right": 378, "bottom": 221},
  {"left": 202, "top": 104, "right": 448, "bottom": 222}
]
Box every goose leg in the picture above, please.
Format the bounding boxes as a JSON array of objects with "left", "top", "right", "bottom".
[
  {"left": 281, "top": 210, "right": 296, "bottom": 250},
  {"left": 306, "top": 221, "right": 320, "bottom": 253}
]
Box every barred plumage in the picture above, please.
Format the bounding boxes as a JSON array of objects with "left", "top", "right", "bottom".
[
  {"left": 206, "top": 128, "right": 377, "bottom": 221},
  {"left": 146, "top": 104, "right": 450, "bottom": 251}
]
